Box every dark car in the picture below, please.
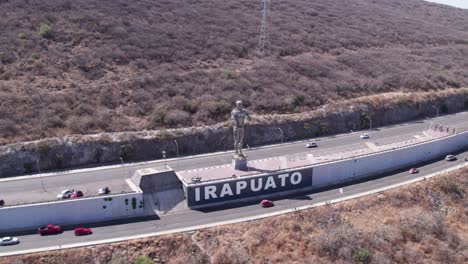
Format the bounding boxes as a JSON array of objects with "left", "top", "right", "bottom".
[
  {"left": 98, "top": 187, "right": 110, "bottom": 195},
  {"left": 74, "top": 227, "right": 93, "bottom": 236},
  {"left": 260, "top": 199, "right": 274, "bottom": 208},
  {"left": 0, "top": 200, "right": 4, "bottom": 207},
  {"left": 38, "top": 224, "right": 61, "bottom": 235}
]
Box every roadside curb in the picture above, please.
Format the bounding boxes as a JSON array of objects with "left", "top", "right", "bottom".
[{"left": 1, "top": 162, "right": 465, "bottom": 258}]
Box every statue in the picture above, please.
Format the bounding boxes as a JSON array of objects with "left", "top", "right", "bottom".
[{"left": 231, "top": 100, "right": 251, "bottom": 158}]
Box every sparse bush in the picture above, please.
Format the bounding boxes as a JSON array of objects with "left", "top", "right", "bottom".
[
  {"left": 17, "top": 32, "right": 26, "bottom": 39},
  {"left": 352, "top": 248, "right": 371, "bottom": 264},
  {"left": 120, "top": 144, "right": 134, "bottom": 161},
  {"left": 38, "top": 23, "right": 52, "bottom": 38},
  {"left": 55, "top": 153, "right": 64, "bottom": 169},
  {"left": 36, "top": 141, "right": 51, "bottom": 157},
  {"left": 434, "top": 176, "right": 464, "bottom": 200},
  {"left": 133, "top": 256, "right": 154, "bottom": 264}
]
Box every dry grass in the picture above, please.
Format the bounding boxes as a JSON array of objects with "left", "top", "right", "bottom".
[
  {"left": 2, "top": 167, "right": 467, "bottom": 264},
  {"left": 1, "top": 0, "right": 468, "bottom": 144}
]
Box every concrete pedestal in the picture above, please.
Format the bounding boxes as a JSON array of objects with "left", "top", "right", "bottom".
[{"left": 232, "top": 155, "right": 248, "bottom": 171}]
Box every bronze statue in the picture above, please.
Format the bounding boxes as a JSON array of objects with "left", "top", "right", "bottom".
[{"left": 231, "top": 100, "right": 251, "bottom": 157}]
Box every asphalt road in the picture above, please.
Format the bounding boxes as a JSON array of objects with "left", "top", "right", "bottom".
[
  {"left": 1, "top": 111, "right": 468, "bottom": 201},
  {"left": 0, "top": 112, "right": 467, "bottom": 255},
  {"left": 1, "top": 149, "right": 466, "bottom": 256}
]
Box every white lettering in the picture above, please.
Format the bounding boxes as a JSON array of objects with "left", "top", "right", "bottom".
[
  {"left": 278, "top": 173, "right": 289, "bottom": 187},
  {"left": 195, "top": 187, "right": 201, "bottom": 202},
  {"left": 236, "top": 181, "right": 247, "bottom": 195},
  {"left": 219, "top": 183, "right": 234, "bottom": 197},
  {"left": 205, "top": 186, "right": 217, "bottom": 200},
  {"left": 251, "top": 178, "right": 263, "bottom": 192},
  {"left": 290, "top": 172, "right": 302, "bottom": 185},
  {"left": 264, "top": 176, "right": 277, "bottom": 190}
]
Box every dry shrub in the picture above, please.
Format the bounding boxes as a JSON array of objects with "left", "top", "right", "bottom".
[{"left": 399, "top": 207, "right": 446, "bottom": 242}]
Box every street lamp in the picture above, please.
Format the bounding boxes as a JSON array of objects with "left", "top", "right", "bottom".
[
  {"left": 174, "top": 140, "right": 179, "bottom": 157},
  {"left": 119, "top": 156, "right": 125, "bottom": 180},
  {"left": 365, "top": 116, "right": 372, "bottom": 136},
  {"left": 276, "top": 127, "right": 284, "bottom": 144},
  {"left": 36, "top": 159, "right": 46, "bottom": 192},
  {"left": 162, "top": 150, "right": 167, "bottom": 167},
  {"left": 431, "top": 105, "right": 439, "bottom": 118}
]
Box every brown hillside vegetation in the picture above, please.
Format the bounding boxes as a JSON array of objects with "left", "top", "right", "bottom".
[
  {"left": 1, "top": 0, "right": 468, "bottom": 144},
  {"left": 2, "top": 167, "right": 467, "bottom": 264}
]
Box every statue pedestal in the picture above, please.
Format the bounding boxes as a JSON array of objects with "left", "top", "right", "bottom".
[{"left": 232, "top": 154, "right": 248, "bottom": 171}]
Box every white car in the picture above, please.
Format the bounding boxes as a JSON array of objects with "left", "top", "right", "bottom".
[
  {"left": 57, "top": 189, "right": 73, "bottom": 199},
  {"left": 445, "top": 155, "right": 457, "bottom": 161},
  {"left": 360, "top": 133, "right": 370, "bottom": 139},
  {"left": 0, "top": 237, "right": 19, "bottom": 246},
  {"left": 306, "top": 142, "right": 318, "bottom": 148}
]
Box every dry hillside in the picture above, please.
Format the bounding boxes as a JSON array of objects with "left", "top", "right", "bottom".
[
  {"left": 1, "top": 167, "right": 467, "bottom": 264},
  {"left": 1, "top": 0, "right": 468, "bottom": 144}
]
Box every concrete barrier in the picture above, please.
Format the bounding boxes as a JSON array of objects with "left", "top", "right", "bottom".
[
  {"left": 184, "top": 131, "right": 468, "bottom": 208},
  {"left": 0, "top": 193, "right": 144, "bottom": 233},
  {"left": 130, "top": 167, "right": 182, "bottom": 193}
]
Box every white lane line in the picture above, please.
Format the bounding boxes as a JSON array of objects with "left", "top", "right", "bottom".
[{"left": 1, "top": 162, "right": 465, "bottom": 258}]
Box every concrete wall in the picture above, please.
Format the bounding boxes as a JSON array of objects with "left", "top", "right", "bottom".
[
  {"left": 0, "top": 193, "right": 144, "bottom": 233},
  {"left": 185, "top": 131, "right": 468, "bottom": 208},
  {"left": 131, "top": 168, "right": 183, "bottom": 193},
  {"left": 312, "top": 132, "right": 467, "bottom": 187}
]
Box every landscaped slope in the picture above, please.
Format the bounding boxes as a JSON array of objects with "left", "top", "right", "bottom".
[{"left": 1, "top": 0, "right": 468, "bottom": 144}]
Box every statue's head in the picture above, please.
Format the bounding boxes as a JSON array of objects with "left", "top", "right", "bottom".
[{"left": 236, "top": 100, "right": 243, "bottom": 109}]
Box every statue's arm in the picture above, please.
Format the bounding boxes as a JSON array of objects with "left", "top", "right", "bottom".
[{"left": 245, "top": 109, "right": 252, "bottom": 120}]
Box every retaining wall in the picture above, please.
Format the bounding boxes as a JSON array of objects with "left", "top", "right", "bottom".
[
  {"left": 1, "top": 90, "right": 467, "bottom": 178},
  {"left": 0, "top": 193, "right": 144, "bottom": 233}
]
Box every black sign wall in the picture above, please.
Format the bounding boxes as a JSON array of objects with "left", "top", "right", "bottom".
[{"left": 186, "top": 168, "right": 313, "bottom": 207}]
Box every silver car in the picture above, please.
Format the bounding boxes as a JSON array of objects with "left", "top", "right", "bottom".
[
  {"left": 0, "top": 237, "right": 19, "bottom": 246},
  {"left": 57, "top": 189, "right": 73, "bottom": 199},
  {"left": 445, "top": 155, "right": 457, "bottom": 161}
]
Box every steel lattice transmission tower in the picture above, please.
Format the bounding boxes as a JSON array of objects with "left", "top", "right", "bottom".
[{"left": 257, "top": 0, "right": 271, "bottom": 57}]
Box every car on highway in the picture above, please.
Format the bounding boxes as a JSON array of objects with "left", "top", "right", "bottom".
[
  {"left": 74, "top": 227, "right": 93, "bottom": 236},
  {"left": 360, "top": 133, "right": 370, "bottom": 139},
  {"left": 306, "top": 142, "right": 318, "bottom": 148},
  {"left": 38, "top": 224, "right": 61, "bottom": 235},
  {"left": 57, "top": 189, "right": 73, "bottom": 199},
  {"left": 98, "top": 187, "right": 110, "bottom": 195},
  {"left": 465, "top": 155, "right": 468, "bottom": 161},
  {"left": 445, "top": 155, "right": 457, "bottom": 161},
  {"left": 409, "top": 168, "right": 419, "bottom": 174},
  {"left": 260, "top": 199, "right": 274, "bottom": 208},
  {"left": 0, "top": 199, "right": 4, "bottom": 207},
  {"left": 71, "top": 190, "right": 83, "bottom": 198},
  {"left": 0, "top": 237, "right": 19, "bottom": 246}
]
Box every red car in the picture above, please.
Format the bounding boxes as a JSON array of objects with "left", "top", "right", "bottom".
[
  {"left": 74, "top": 227, "right": 92, "bottom": 236},
  {"left": 409, "top": 168, "right": 419, "bottom": 174},
  {"left": 71, "top": 191, "right": 83, "bottom": 199},
  {"left": 38, "top": 224, "right": 61, "bottom": 235},
  {"left": 260, "top": 199, "right": 274, "bottom": 208}
]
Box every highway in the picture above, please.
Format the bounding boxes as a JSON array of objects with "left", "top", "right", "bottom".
[
  {"left": 1, "top": 111, "right": 468, "bottom": 198},
  {"left": 0, "top": 111, "right": 467, "bottom": 256}
]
